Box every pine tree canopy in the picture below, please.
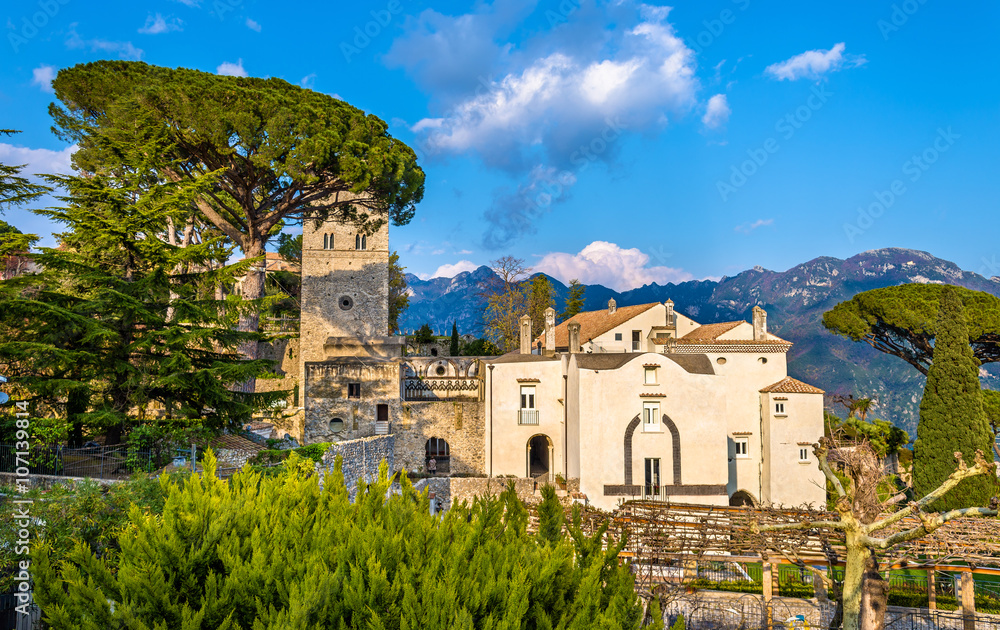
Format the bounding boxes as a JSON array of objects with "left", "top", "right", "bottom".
[
  {"left": 823, "top": 283, "right": 1000, "bottom": 375},
  {"left": 48, "top": 61, "right": 425, "bottom": 385},
  {"left": 34, "top": 453, "right": 643, "bottom": 630},
  {"left": 0, "top": 129, "right": 49, "bottom": 212},
  {"left": 912, "top": 285, "right": 999, "bottom": 510},
  {"left": 0, "top": 163, "right": 279, "bottom": 444}
]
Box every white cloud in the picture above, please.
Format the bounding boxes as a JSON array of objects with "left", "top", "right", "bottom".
[
  {"left": 138, "top": 13, "right": 182, "bottom": 34},
  {"left": 735, "top": 218, "right": 774, "bottom": 234},
  {"left": 403, "top": 2, "right": 699, "bottom": 248},
  {"left": 0, "top": 143, "right": 76, "bottom": 176},
  {"left": 418, "top": 260, "right": 479, "bottom": 280},
  {"left": 765, "top": 42, "right": 866, "bottom": 81},
  {"left": 300, "top": 73, "right": 317, "bottom": 89},
  {"left": 534, "top": 241, "right": 694, "bottom": 292},
  {"left": 216, "top": 59, "right": 248, "bottom": 77},
  {"left": 246, "top": 18, "right": 261, "bottom": 32},
  {"left": 702, "top": 94, "right": 730, "bottom": 129},
  {"left": 31, "top": 65, "right": 56, "bottom": 93},
  {"left": 65, "top": 26, "right": 143, "bottom": 60},
  {"left": 410, "top": 4, "right": 698, "bottom": 172}
]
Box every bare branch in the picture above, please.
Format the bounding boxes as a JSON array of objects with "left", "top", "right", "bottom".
[
  {"left": 865, "top": 506, "right": 998, "bottom": 549},
  {"left": 815, "top": 440, "right": 847, "bottom": 500},
  {"left": 864, "top": 450, "right": 997, "bottom": 534}
]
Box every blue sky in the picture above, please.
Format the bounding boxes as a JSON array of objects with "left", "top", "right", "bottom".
[{"left": 2, "top": 0, "right": 998, "bottom": 290}]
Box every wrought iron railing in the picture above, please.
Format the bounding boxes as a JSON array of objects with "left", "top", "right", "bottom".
[
  {"left": 518, "top": 409, "right": 539, "bottom": 425},
  {"left": 402, "top": 377, "right": 481, "bottom": 401}
]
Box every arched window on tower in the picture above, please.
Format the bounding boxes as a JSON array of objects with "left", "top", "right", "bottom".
[
  {"left": 323, "top": 234, "right": 329, "bottom": 249},
  {"left": 355, "top": 234, "right": 361, "bottom": 250}
]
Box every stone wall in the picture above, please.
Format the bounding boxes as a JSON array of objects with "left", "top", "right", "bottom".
[
  {"left": 397, "top": 400, "right": 485, "bottom": 475},
  {"left": 305, "top": 359, "right": 401, "bottom": 443},
  {"left": 260, "top": 336, "right": 300, "bottom": 378},
  {"left": 410, "top": 476, "right": 536, "bottom": 510},
  {"left": 318, "top": 434, "right": 395, "bottom": 498}
]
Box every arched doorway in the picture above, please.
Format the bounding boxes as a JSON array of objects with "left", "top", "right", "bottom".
[
  {"left": 527, "top": 435, "right": 553, "bottom": 482},
  {"left": 729, "top": 490, "right": 757, "bottom": 507},
  {"left": 426, "top": 437, "right": 450, "bottom": 474}
]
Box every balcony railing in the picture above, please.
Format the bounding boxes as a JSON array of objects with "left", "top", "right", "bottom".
[
  {"left": 518, "top": 409, "right": 539, "bottom": 425},
  {"left": 402, "top": 377, "right": 481, "bottom": 402}
]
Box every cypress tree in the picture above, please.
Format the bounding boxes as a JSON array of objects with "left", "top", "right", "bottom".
[
  {"left": 537, "top": 484, "right": 563, "bottom": 545},
  {"left": 913, "top": 286, "right": 999, "bottom": 510},
  {"left": 561, "top": 279, "right": 586, "bottom": 320},
  {"left": 450, "top": 321, "right": 460, "bottom": 356}
]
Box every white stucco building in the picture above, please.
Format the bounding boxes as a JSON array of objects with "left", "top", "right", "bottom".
[
  {"left": 297, "top": 215, "right": 825, "bottom": 512},
  {"left": 482, "top": 300, "right": 826, "bottom": 511}
]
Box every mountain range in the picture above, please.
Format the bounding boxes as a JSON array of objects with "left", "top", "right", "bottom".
[{"left": 399, "top": 248, "right": 1000, "bottom": 438}]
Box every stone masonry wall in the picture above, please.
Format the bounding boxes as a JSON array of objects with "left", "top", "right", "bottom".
[
  {"left": 260, "top": 336, "right": 300, "bottom": 378},
  {"left": 396, "top": 401, "right": 485, "bottom": 475},
  {"left": 305, "top": 360, "right": 401, "bottom": 443},
  {"left": 318, "top": 434, "right": 395, "bottom": 499}
]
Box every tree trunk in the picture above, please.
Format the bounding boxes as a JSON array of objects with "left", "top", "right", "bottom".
[
  {"left": 860, "top": 556, "right": 887, "bottom": 630},
  {"left": 841, "top": 534, "right": 868, "bottom": 630},
  {"left": 235, "top": 239, "right": 265, "bottom": 394},
  {"left": 66, "top": 388, "right": 87, "bottom": 448}
]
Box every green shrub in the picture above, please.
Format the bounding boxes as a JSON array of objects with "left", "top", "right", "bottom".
[
  {"left": 671, "top": 613, "right": 686, "bottom": 630},
  {"left": 34, "top": 453, "right": 644, "bottom": 629}
]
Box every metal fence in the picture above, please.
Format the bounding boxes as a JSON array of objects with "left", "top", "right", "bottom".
[
  {"left": 0, "top": 443, "right": 159, "bottom": 480},
  {"left": 663, "top": 594, "right": 1000, "bottom": 630}
]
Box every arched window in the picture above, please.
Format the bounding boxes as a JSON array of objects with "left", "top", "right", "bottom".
[
  {"left": 355, "top": 234, "right": 361, "bottom": 250},
  {"left": 425, "top": 437, "right": 451, "bottom": 474},
  {"left": 426, "top": 437, "right": 450, "bottom": 458},
  {"left": 323, "top": 234, "right": 329, "bottom": 249},
  {"left": 361, "top": 235, "right": 367, "bottom": 250}
]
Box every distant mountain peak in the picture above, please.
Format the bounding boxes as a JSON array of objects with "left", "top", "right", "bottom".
[{"left": 399, "top": 248, "right": 1000, "bottom": 436}]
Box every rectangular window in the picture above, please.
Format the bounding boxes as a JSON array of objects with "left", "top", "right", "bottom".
[
  {"left": 632, "top": 330, "right": 641, "bottom": 351},
  {"left": 643, "top": 401, "right": 660, "bottom": 432},
  {"left": 734, "top": 437, "right": 749, "bottom": 458},
  {"left": 644, "top": 367, "right": 657, "bottom": 385},
  {"left": 520, "top": 385, "right": 536, "bottom": 409},
  {"left": 347, "top": 383, "right": 361, "bottom": 399},
  {"left": 615, "top": 333, "right": 623, "bottom": 341},
  {"left": 799, "top": 447, "right": 810, "bottom": 463},
  {"left": 775, "top": 402, "right": 785, "bottom": 415},
  {"left": 644, "top": 458, "right": 661, "bottom": 497}
]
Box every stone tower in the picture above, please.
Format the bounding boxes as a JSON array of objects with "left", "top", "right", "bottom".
[{"left": 299, "top": 204, "right": 403, "bottom": 378}]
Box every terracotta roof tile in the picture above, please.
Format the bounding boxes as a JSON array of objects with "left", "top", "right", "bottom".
[
  {"left": 541, "top": 302, "right": 661, "bottom": 349},
  {"left": 680, "top": 321, "right": 744, "bottom": 341},
  {"left": 759, "top": 377, "right": 824, "bottom": 394}
]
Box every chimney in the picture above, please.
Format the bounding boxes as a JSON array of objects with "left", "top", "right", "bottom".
[
  {"left": 608, "top": 298, "right": 617, "bottom": 314},
  {"left": 520, "top": 314, "right": 532, "bottom": 354},
  {"left": 752, "top": 306, "right": 767, "bottom": 340},
  {"left": 543, "top": 306, "right": 556, "bottom": 356},
  {"left": 567, "top": 321, "right": 581, "bottom": 354},
  {"left": 665, "top": 299, "right": 674, "bottom": 327}
]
